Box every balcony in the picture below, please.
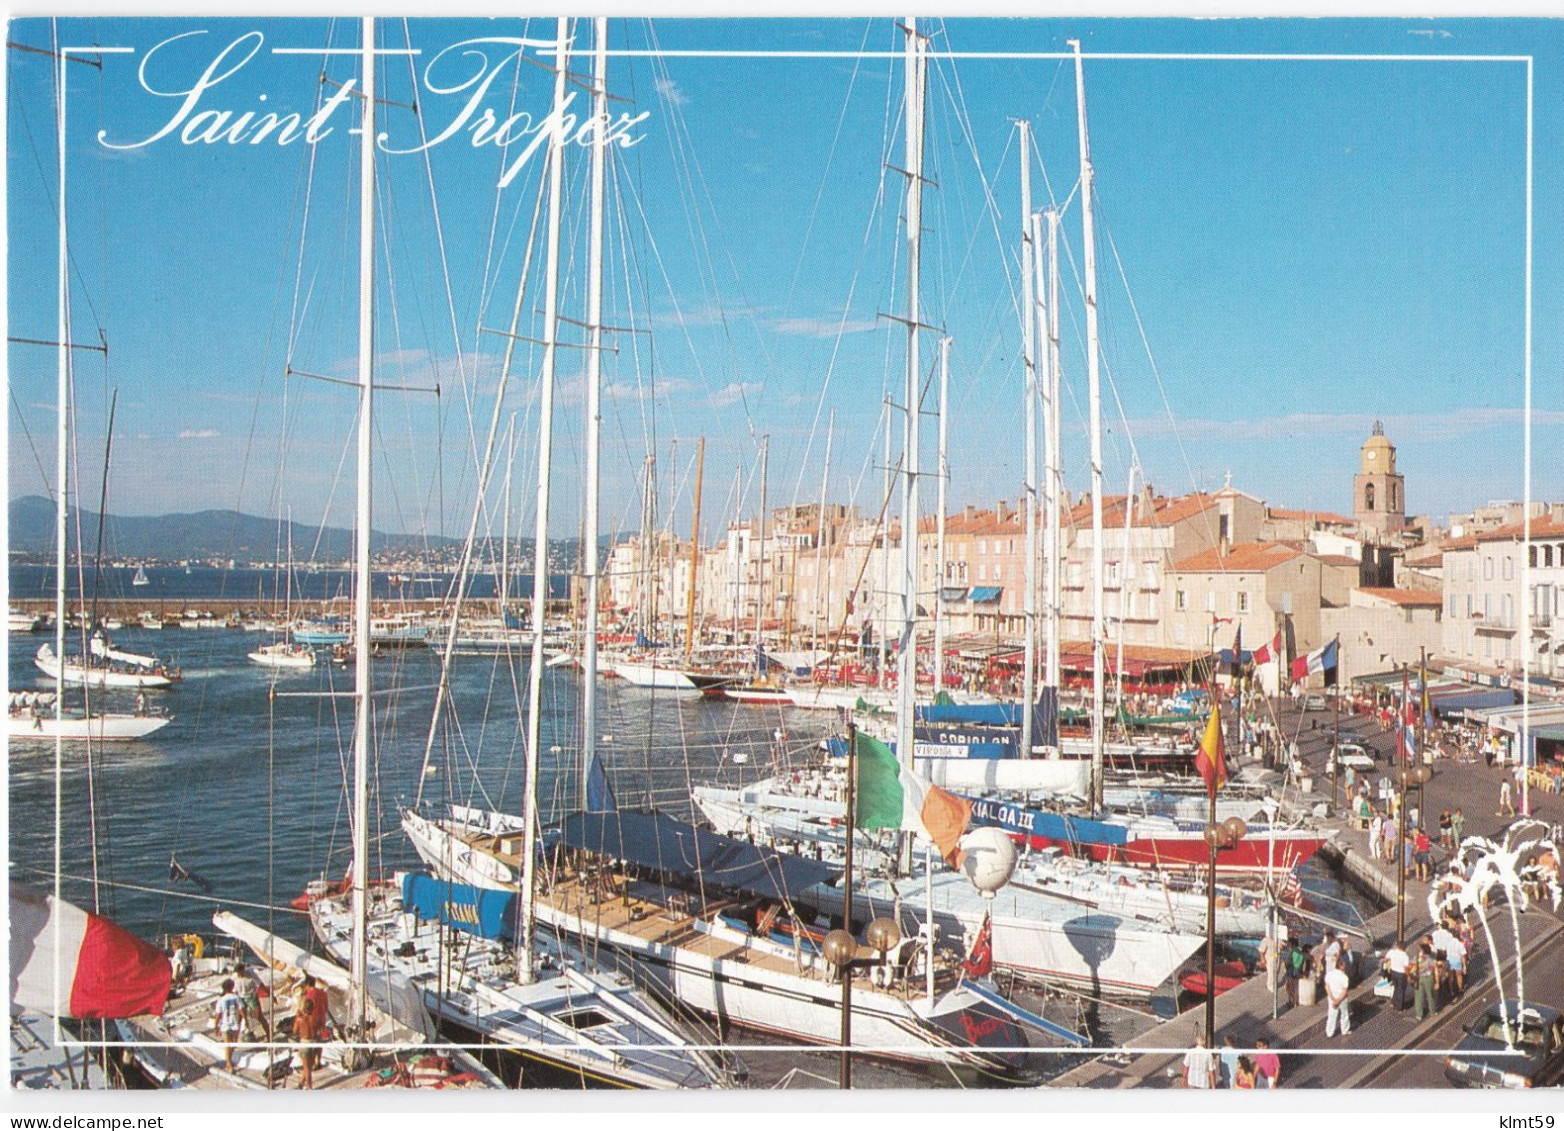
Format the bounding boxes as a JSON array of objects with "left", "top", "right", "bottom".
[{"left": 1473, "top": 614, "right": 1516, "bottom": 635}]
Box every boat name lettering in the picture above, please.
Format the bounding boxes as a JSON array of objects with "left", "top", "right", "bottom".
[
  {"left": 969, "top": 798, "right": 1033, "bottom": 833},
  {"left": 96, "top": 32, "right": 651, "bottom": 189},
  {"left": 444, "top": 900, "right": 481, "bottom": 926}
]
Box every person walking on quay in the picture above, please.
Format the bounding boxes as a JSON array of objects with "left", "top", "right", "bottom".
[
  {"left": 1183, "top": 1033, "right": 1218, "bottom": 1089},
  {"left": 1219, "top": 1034, "right": 1240, "bottom": 1089},
  {"left": 1254, "top": 1037, "right": 1281, "bottom": 1089},
  {"left": 1451, "top": 807, "right": 1467, "bottom": 848},
  {"left": 1438, "top": 809, "right": 1453, "bottom": 852},
  {"left": 1414, "top": 827, "right": 1433, "bottom": 882},
  {"left": 1324, "top": 956, "right": 1352, "bottom": 1038},
  {"left": 1412, "top": 941, "right": 1440, "bottom": 1021},
  {"left": 1286, "top": 938, "right": 1306, "bottom": 1007},
  {"left": 1499, "top": 776, "right": 1516, "bottom": 817},
  {"left": 1381, "top": 813, "right": 1398, "bottom": 863},
  {"left": 1369, "top": 810, "right": 1384, "bottom": 861},
  {"left": 1384, "top": 938, "right": 1411, "bottom": 1011}
]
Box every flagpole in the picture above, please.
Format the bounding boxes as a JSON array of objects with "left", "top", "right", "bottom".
[{"left": 841, "top": 720, "right": 856, "bottom": 1090}]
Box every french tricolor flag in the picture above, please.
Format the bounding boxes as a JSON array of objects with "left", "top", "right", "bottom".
[
  {"left": 9, "top": 881, "right": 172, "bottom": 1020},
  {"left": 1290, "top": 638, "right": 1339, "bottom": 683}
]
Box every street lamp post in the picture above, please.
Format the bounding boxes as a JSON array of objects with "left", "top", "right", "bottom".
[
  {"left": 823, "top": 915, "right": 901, "bottom": 1090},
  {"left": 1202, "top": 815, "right": 1248, "bottom": 1045}
]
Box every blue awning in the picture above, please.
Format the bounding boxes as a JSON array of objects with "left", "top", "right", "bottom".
[
  {"left": 968, "top": 586, "right": 1002, "bottom": 603},
  {"left": 559, "top": 810, "right": 841, "bottom": 901}
]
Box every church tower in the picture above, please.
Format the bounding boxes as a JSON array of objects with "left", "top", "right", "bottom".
[{"left": 1353, "top": 421, "right": 1405, "bottom": 537}]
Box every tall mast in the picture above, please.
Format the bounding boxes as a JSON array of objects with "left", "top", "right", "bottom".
[
  {"left": 1044, "top": 210, "right": 1062, "bottom": 714},
  {"left": 349, "top": 13, "right": 377, "bottom": 1038},
  {"left": 881, "top": 397, "right": 892, "bottom": 688},
  {"left": 813, "top": 410, "right": 835, "bottom": 654},
  {"left": 51, "top": 19, "right": 70, "bottom": 1020},
  {"left": 684, "top": 437, "right": 704, "bottom": 664},
  {"left": 896, "top": 16, "right": 925, "bottom": 817},
  {"left": 1071, "top": 39, "right": 1106, "bottom": 812},
  {"left": 1018, "top": 119, "right": 1037, "bottom": 757},
  {"left": 581, "top": 15, "right": 607, "bottom": 789},
  {"left": 934, "top": 342, "right": 949, "bottom": 699},
  {"left": 519, "top": 16, "right": 570, "bottom": 984},
  {"left": 755, "top": 435, "right": 769, "bottom": 646}
]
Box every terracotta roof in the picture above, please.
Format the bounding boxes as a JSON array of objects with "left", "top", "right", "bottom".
[
  {"left": 1170, "top": 541, "right": 1307, "bottom": 574},
  {"left": 1474, "top": 515, "right": 1564, "bottom": 544},
  {"left": 1066, "top": 492, "right": 1218, "bottom": 530},
  {"left": 1357, "top": 587, "right": 1442, "bottom": 607},
  {"left": 1268, "top": 507, "right": 1356, "bottom": 526},
  {"left": 1314, "top": 554, "right": 1361, "bottom": 567}
]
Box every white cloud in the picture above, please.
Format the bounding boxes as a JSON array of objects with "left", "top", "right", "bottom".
[
  {"left": 654, "top": 76, "right": 687, "bottom": 108},
  {"left": 709, "top": 381, "right": 763, "bottom": 410},
  {"left": 1121, "top": 407, "right": 1564, "bottom": 445},
  {"left": 769, "top": 316, "right": 879, "bottom": 339},
  {"left": 178, "top": 428, "right": 220, "bottom": 439}
]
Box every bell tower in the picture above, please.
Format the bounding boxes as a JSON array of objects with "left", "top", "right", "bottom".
[{"left": 1353, "top": 421, "right": 1405, "bottom": 537}]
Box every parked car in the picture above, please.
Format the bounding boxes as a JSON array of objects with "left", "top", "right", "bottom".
[
  {"left": 1333, "top": 741, "right": 1376, "bottom": 770},
  {"left": 1300, "top": 693, "right": 1327, "bottom": 711},
  {"left": 1444, "top": 1001, "right": 1564, "bottom": 1089}
]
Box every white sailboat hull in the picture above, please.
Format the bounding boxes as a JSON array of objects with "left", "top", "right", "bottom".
[
  {"left": 247, "top": 643, "right": 316, "bottom": 669},
  {"left": 35, "top": 644, "right": 174, "bottom": 689},
  {"left": 611, "top": 660, "right": 698, "bottom": 691},
  {"left": 8, "top": 710, "right": 170, "bottom": 742}
]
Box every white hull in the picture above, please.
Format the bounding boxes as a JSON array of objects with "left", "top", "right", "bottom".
[
  {"left": 307, "top": 882, "right": 723, "bottom": 1089},
  {"left": 34, "top": 644, "right": 174, "bottom": 689},
  {"left": 401, "top": 810, "right": 1037, "bottom": 1072},
  {"left": 8, "top": 709, "right": 170, "bottom": 742},
  {"left": 611, "top": 660, "right": 698, "bottom": 691},
  {"left": 247, "top": 643, "right": 316, "bottom": 669}
]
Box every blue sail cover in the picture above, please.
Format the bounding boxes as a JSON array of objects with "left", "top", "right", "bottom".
[
  {"left": 559, "top": 810, "right": 841, "bottom": 901},
  {"left": 585, "top": 753, "right": 617, "bottom": 812},
  {"left": 401, "top": 873, "right": 518, "bottom": 942}
]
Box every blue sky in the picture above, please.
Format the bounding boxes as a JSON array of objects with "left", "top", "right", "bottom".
[{"left": 6, "top": 16, "right": 1559, "bottom": 548}]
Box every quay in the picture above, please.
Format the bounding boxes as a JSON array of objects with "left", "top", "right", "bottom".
[{"left": 1054, "top": 695, "right": 1564, "bottom": 1089}]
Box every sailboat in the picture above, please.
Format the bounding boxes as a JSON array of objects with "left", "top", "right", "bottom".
[
  {"left": 7, "top": 690, "right": 169, "bottom": 743},
  {"left": 313, "top": 17, "right": 724, "bottom": 1091},
  {"left": 35, "top": 637, "right": 180, "bottom": 689},
  {"left": 132, "top": 566, "right": 149, "bottom": 587},
  {"left": 407, "top": 20, "right": 1078, "bottom": 1080},
  {"left": 118, "top": 20, "right": 496, "bottom": 1092},
  {"left": 248, "top": 512, "right": 315, "bottom": 670}
]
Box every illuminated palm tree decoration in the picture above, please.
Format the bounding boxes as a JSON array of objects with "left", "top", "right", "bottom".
[{"left": 1430, "top": 819, "right": 1560, "bottom": 1047}]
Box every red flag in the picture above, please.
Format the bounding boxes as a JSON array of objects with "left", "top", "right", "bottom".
[
  {"left": 1194, "top": 702, "right": 1226, "bottom": 798},
  {"left": 960, "top": 911, "right": 993, "bottom": 980}
]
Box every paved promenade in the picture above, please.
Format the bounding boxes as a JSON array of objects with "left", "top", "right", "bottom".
[{"left": 1053, "top": 694, "right": 1564, "bottom": 1090}]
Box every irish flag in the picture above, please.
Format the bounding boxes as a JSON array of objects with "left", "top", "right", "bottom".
[
  {"left": 1193, "top": 702, "right": 1227, "bottom": 798},
  {"left": 854, "top": 731, "right": 971, "bottom": 865},
  {"left": 9, "top": 881, "right": 171, "bottom": 1020}
]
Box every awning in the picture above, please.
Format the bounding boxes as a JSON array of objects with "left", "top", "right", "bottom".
[
  {"left": 559, "top": 810, "right": 841, "bottom": 901},
  {"left": 940, "top": 586, "right": 969, "bottom": 602},
  {"left": 968, "top": 586, "right": 1002, "bottom": 603}
]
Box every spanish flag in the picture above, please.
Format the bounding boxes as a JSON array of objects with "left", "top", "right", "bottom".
[
  {"left": 1194, "top": 702, "right": 1226, "bottom": 798},
  {"left": 854, "top": 731, "right": 972, "bottom": 866}
]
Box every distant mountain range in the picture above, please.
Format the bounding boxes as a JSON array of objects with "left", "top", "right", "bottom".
[{"left": 7, "top": 496, "right": 609, "bottom": 564}]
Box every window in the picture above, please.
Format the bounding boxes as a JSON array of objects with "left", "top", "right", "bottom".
[
  {"left": 1449, "top": 595, "right": 1456, "bottom": 618},
  {"left": 1174, "top": 623, "right": 1186, "bottom": 644},
  {"left": 1484, "top": 558, "right": 1494, "bottom": 580},
  {"left": 978, "top": 563, "right": 987, "bottom": 581},
  {"left": 1503, "top": 594, "right": 1513, "bottom": 625},
  {"left": 1143, "top": 561, "right": 1159, "bottom": 588},
  {"left": 1365, "top": 483, "right": 1376, "bottom": 511},
  {"left": 1106, "top": 560, "right": 1120, "bottom": 585},
  {"left": 1466, "top": 595, "right": 1473, "bottom": 617},
  {"left": 1504, "top": 557, "right": 1514, "bottom": 581},
  {"left": 1390, "top": 482, "right": 1398, "bottom": 510},
  {"left": 1147, "top": 593, "right": 1158, "bottom": 618},
  {"left": 1206, "top": 591, "right": 1217, "bottom": 613},
  {"left": 1175, "top": 589, "right": 1188, "bottom": 612},
  {"left": 1484, "top": 594, "right": 1492, "bottom": 620},
  {"left": 993, "top": 564, "right": 1003, "bottom": 582},
  {"left": 1237, "top": 591, "right": 1251, "bottom": 613},
  {"left": 978, "top": 540, "right": 987, "bottom": 556},
  {"left": 1530, "top": 546, "right": 1538, "bottom": 568}
]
